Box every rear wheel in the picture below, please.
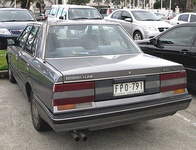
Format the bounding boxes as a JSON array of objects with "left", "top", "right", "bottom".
[
  {"left": 8, "top": 64, "right": 16, "bottom": 83},
  {"left": 30, "top": 91, "right": 51, "bottom": 131},
  {"left": 133, "top": 31, "right": 143, "bottom": 40}
]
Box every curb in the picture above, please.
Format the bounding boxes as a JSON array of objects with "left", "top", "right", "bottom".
[{"left": 0, "top": 70, "right": 8, "bottom": 78}]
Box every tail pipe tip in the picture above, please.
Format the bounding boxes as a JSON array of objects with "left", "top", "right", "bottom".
[
  {"left": 69, "top": 130, "right": 87, "bottom": 142},
  {"left": 77, "top": 131, "right": 87, "bottom": 141},
  {"left": 69, "top": 131, "right": 80, "bottom": 142}
]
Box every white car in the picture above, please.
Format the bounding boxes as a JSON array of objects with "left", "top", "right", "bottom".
[
  {"left": 169, "top": 12, "right": 196, "bottom": 25},
  {"left": 104, "top": 9, "right": 172, "bottom": 40},
  {"left": 47, "top": 4, "right": 103, "bottom": 21}
]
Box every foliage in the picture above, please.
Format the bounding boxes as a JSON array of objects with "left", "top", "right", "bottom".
[
  {"left": 2, "top": 0, "right": 53, "bottom": 10},
  {"left": 154, "top": 0, "right": 187, "bottom": 12},
  {"left": 0, "top": 50, "right": 8, "bottom": 71},
  {"left": 67, "top": 0, "right": 90, "bottom": 5}
]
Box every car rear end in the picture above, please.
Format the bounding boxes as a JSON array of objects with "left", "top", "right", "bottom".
[{"left": 38, "top": 61, "right": 191, "bottom": 133}]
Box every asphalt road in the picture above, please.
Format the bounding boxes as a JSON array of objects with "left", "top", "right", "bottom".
[{"left": 0, "top": 77, "right": 196, "bottom": 150}]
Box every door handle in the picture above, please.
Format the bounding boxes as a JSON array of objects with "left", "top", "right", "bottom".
[
  {"left": 26, "top": 63, "right": 30, "bottom": 70},
  {"left": 180, "top": 49, "right": 189, "bottom": 54}
]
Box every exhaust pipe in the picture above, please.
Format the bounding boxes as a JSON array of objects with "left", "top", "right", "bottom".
[
  {"left": 69, "top": 130, "right": 87, "bottom": 141},
  {"left": 69, "top": 131, "right": 80, "bottom": 142},
  {"left": 77, "top": 131, "right": 87, "bottom": 141}
]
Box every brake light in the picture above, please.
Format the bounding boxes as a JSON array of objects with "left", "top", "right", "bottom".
[
  {"left": 160, "top": 71, "right": 187, "bottom": 93},
  {"left": 53, "top": 82, "right": 94, "bottom": 111}
]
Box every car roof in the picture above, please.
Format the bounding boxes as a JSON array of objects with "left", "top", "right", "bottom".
[
  {"left": 180, "top": 12, "right": 196, "bottom": 14},
  {"left": 116, "top": 9, "right": 151, "bottom": 12},
  {"left": 51, "top": 4, "right": 97, "bottom": 9},
  {"left": 30, "top": 20, "right": 119, "bottom": 26},
  {"left": 0, "top": 8, "right": 29, "bottom": 11}
]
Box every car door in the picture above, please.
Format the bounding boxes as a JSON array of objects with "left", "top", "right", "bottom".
[
  {"left": 17, "top": 25, "right": 39, "bottom": 91},
  {"left": 176, "top": 14, "right": 189, "bottom": 24},
  {"left": 106, "top": 10, "right": 122, "bottom": 23},
  {"left": 120, "top": 10, "right": 134, "bottom": 36},
  {"left": 190, "top": 14, "right": 196, "bottom": 22},
  {"left": 156, "top": 26, "right": 196, "bottom": 67},
  {"left": 188, "top": 35, "right": 196, "bottom": 89}
]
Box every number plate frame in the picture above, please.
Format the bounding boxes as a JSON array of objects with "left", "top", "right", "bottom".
[{"left": 113, "top": 81, "right": 144, "bottom": 96}]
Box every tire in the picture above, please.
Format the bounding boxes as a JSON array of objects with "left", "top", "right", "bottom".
[
  {"left": 133, "top": 31, "right": 143, "bottom": 40},
  {"left": 8, "top": 64, "right": 16, "bottom": 83},
  {"left": 30, "top": 91, "right": 51, "bottom": 131}
]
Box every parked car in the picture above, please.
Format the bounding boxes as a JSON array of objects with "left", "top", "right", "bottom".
[
  {"left": 47, "top": 4, "right": 103, "bottom": 21},
  {"left": 169, "top": 12, "right": 196, "bottom": 25},
  {"left": 0, "top": 8, "right": 37, "bottom": 49},
  {"left": 99, "top": 7, "right": 118, "bottom": 18},
  {"left": 104, "top": 9, "right": 172, "bottom": 40},
  {"left": 136, "top": 22, "right": 196, "bottom": 91},
  {"left": 4, "top": 20, "right": 191, "bottom": 137}
]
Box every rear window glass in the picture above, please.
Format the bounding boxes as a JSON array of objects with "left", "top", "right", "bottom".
[
  {"left": 68, "top": 8, "right": 102, "bottom": 20},
  {"left": 45, "top": 24, "right": 140, "bottom": 58}
]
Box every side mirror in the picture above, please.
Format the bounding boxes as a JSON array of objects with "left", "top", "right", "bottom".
[
  {"left": 36, "top": 17, "right": 41, "bottom": 21},
  {"left": 125, "top": 18, "right": 132, "bottom": 22},
  {"left": 150, "top": 38, "right": 164, "bottom": 48},
  {"left": 7, "top": 38, "right": 19, "bottom": 46},
  {"left": 59, "top": 15, "right": 66, "bottom": 20},
  {"left": 59, "top": 16, "right": 63, "bottom": 20},
  {"left": 150, "top": 38, "right": 158, "bottom": 45}
]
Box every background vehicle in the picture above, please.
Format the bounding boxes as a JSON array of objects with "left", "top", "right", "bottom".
[
  {"left": 4, "top": 21, "right": 191, "bottom": 137},
  {"left": 47, "top": 4, "right": 103, "bottom": 21},
  {"left": 99, "top": 7, "right": 118, "bottom": 18},
  {"left": 169, "top": 13, "right": 196, "bottom": 25},
  {"left": 37, "top": 9, "right": 50, "bottom": 21},
  {"left": 104, "top": 9, "right": 171, "bottom": 40},
  {"left": 0, "top": 8, "right": 37, "bottom": 49},
  {"left": 137, "top": 22, "right": 196, "bottom": 91}
]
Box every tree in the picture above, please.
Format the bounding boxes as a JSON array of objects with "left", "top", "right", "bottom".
[
  {"left": 104, "top": 0, "right": 111, "bottom": 6},
  {"left": 186, "top": 0, "right": 191, "bottom": 11},
  {"left": 192, "top": 0, "right": 196, "bottom": 11},
  {"left": 67, "top": 0, "right": 90, "bottom": 5},
  {"left": 2, "top": 0, "right": 53, "bottom": 9},
  {"left": 93, "top": 0, "right": 102, "bottom": 6},
  {"left": 154, "top": 0, "right": 187, "bottom": 12}
]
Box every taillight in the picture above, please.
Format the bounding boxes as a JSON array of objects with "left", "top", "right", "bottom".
[
  {"left": 160, "top": 71, "right": 187, "bottom": 93},
  {"left": 53, "top": 82, "right": 94, "bottom": 111}
]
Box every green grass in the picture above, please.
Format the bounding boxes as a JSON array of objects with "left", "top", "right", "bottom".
[{"left": 0, "top": 50, "right": 8, "bottom": 70}]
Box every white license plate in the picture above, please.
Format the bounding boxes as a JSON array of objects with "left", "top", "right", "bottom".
[{"left": 113, "top": 81, "right": 144, "bottom": 96}]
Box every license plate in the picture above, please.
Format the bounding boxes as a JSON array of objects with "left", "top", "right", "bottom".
[{"left": 113, "top": 81, "right": 144, "bottom": 96}]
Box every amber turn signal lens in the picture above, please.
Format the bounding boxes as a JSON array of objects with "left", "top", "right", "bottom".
[
  {"left": 57, "top": 104, "right": 76, "bottom": 110},
  {"left": 174, "top": 89, "right": 185, "bottom": 94}
]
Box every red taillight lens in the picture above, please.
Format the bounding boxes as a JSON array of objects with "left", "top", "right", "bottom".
[
  {"left": 53, "top": 82, "right": 95, "bottom": 106},
  {"left": 54, "top": 82, "right": 94, "bottom": 92},
  {"left": 160, "top": 72, "right": 187, "bottom": 92}
]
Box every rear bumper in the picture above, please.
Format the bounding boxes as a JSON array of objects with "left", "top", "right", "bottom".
[{"left": 36, "top": 93, "right": 192, "bottom": 133}]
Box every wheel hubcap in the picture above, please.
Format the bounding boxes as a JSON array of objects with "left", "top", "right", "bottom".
[
  {"left": 32, "top": 99, "right": 39, "bottom": 125},
  {"left": 134, "top": 34, "right": 141, "bottom": 40}
]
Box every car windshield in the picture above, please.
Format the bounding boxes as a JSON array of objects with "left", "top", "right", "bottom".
[
  {"left": 131, "top": 11, "right": 160, "bottom": 21},
  {"left": 45, "top": 24, "right": 140, "bottom": 58},
  {"left": 68, "top": 8, "right": 102, "bottom": 20},
  {"left": 0, "top": 10, "right": 35, "bottom": 22}
]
